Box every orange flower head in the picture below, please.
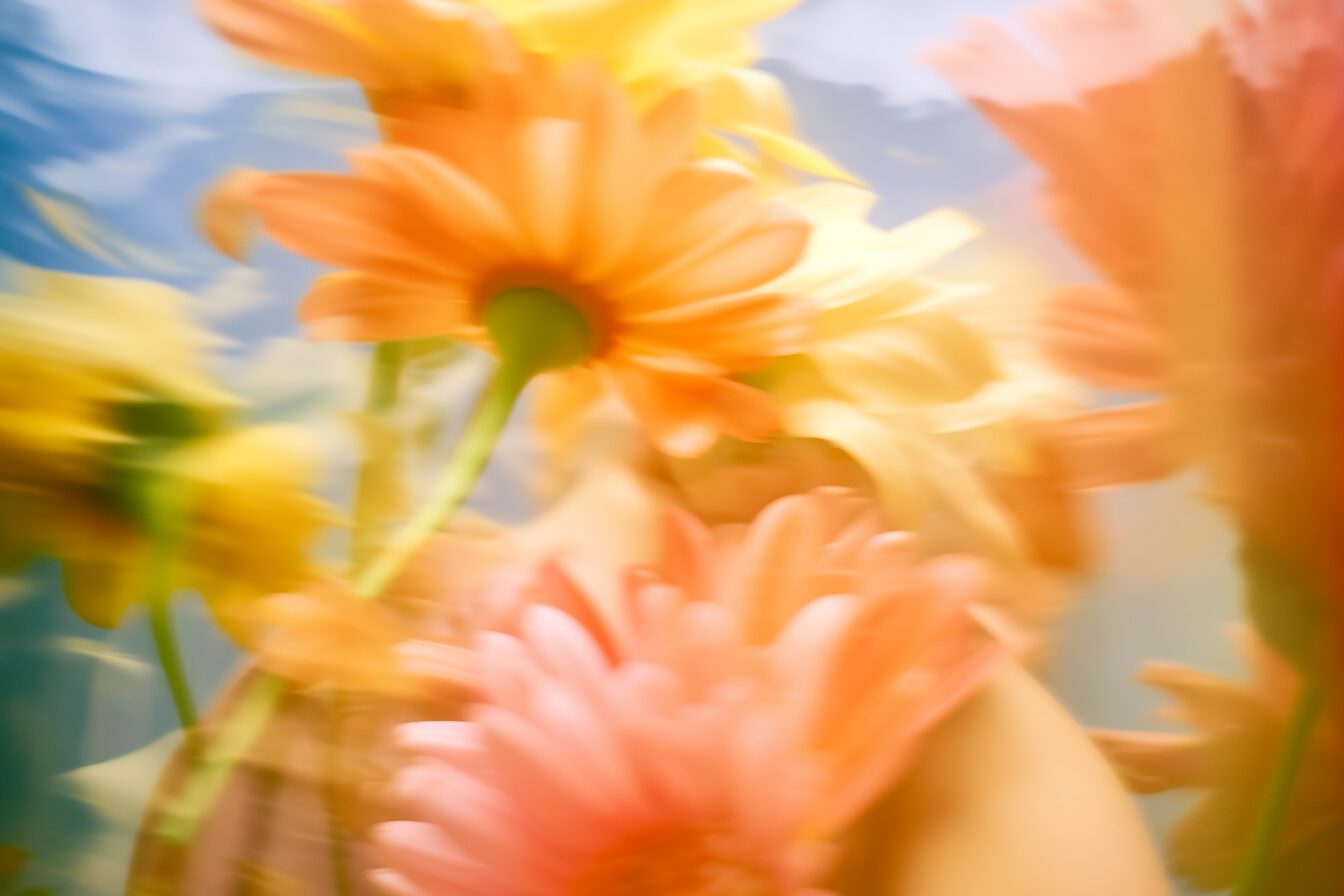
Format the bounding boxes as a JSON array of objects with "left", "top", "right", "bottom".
[
  {"left": 253, "top": 63, "right": 812, "bottom": 456},
  {"left": 929, "top": 0, "right": 1344, "bottom": 665}
]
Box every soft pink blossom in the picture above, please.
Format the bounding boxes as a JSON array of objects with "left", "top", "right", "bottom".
[{"left": 374, "top": 490, "right": 1010, "bottom": 895}]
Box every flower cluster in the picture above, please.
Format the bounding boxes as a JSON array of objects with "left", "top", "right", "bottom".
[{"left": 9, "top": 0, "right": 1342, "bottom": 894}]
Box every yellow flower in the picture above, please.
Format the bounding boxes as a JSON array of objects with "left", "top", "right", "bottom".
[
  {"left": 766, "top": 185, "right": 997, "bottom": 408},
  {"left": 680, "top": 186, "right": 1077, "bottom": 563},
  {"left": 171, "top": 426, "right": 332, "bottom": 641},
  {"left": 0, "top": 266, "right": 230, "bottom": 489},
  {"left": 47, "top": 424, "right": 330, "bottom": 639},
  {"left": 198, "top": 0, "right": 849, "bottom": 180},
  {"left": 0, "top": 266, "right": 330, "bottom": 641}
]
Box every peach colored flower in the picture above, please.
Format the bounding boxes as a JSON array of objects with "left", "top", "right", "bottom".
[
  {"left": 250, "top": 61, "right": 812, "bottom": 457},
  {"left": 374, "top": 490, "right": 1009, "bottom": 895},
  {"left": 925, "top": 1, "right": 1244, "bottom": 494},
  {"left": 646, "top": 436, "right": 1085, "bottom": 654},
  {"left": 1094, "top": 629, "right": 1344, "bottom": 893},
  {"left": 928, "top": 0, "right": 1344, "bottom": 664}
]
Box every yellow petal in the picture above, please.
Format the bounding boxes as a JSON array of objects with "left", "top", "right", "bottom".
[
  {"left": 177, "top": 425, "right": 333, "bottom": 644},
  {"left": 784, "top": 397, "right": 1023, "bottom": 560},
  {"left": 733, "top": 124, "right": 861, "bottom": 183},
  {"left": 60, "top": 533, "right": 149, "bottom": 629}
]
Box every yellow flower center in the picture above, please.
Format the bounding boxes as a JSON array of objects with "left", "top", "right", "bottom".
[{"left": 569, "top": 827, "right": 775, "bottom": 896}]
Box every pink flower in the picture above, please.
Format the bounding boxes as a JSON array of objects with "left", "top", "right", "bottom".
[{"left": 373, "top": 490, "right": 1009, "bottom": 895}]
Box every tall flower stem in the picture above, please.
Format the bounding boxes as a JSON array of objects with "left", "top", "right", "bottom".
[
  {"left": 366, "top": 341, "right": 407, "bottom": 413},
  {"left": 347, "top": 284, "right": 592, "bottom": 598},
  {"left": 137, "top": 476, "right": 200, "bottom": 750},
  {"left": 350, "top": 341, "right": 408, "bottom": 565},
  {"left": 351, "top": 355, "right": 531, "bottom": 599},
  {"left": 146, "top": 523, "right": 199, "bottom": 741},
  {"left": 1232, "top": 682, "right": 1325, "bottom": 896},
  {"left": 154, "top": 352, "right": 536, "bottom": 845},
  {"left": 149, "top": 598, "right": 198, "bottom": 734},
  {"left": 323, "top": 340, "right": 406, "bottom": 895}
]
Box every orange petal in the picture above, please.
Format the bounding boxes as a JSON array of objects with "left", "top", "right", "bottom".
[
  {"left": 1136, "top": 661, "right": 1265, "bottom": 730},
  {"left": 199, "top": 0, "right": 397, "bottom": 84},
  {"left": 1044, "top": 284, "right": 1167, "bottom": 391},
  {"left": 570, "top": 77, "right": 655, "bottom": 278},
  {"left": 613, "top": 162, "right": 759, "bottom": 293},
  {"left": 611, "top": 365, "right": 782, "bottom": 457},
  {"left": 517, "top": 119, "right": 584, "bottom": 265},
  {"left": 348, "top": 147, "right": 520, "bottom": 261},
  {"left": 623, "top": 290, "right": 813, "bottom": 367},
  {"left": 1090, "top": 729, "right": 1210, "bottom": 794},
  {"left": 299, "top": 272, "right": 472, "bottom": 341},
  {"left": 629, "top": 203, "right": 810, "bottom": 302},
  {"left": 1047, "top": 401, "right": 1186, "bottom": 490},
  {"left": 199, "top": 167, "right": 266, "bottom": 260},
  {"left": 636, "top": 90, "right": 700, "bottom": 178},
  {"left": 253, "top": 170, "right": 456, "bottom": 282}
]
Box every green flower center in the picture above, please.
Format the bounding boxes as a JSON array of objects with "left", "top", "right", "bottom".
[{"left": 484, "top": 287, "right": 594, "bottom": 374}]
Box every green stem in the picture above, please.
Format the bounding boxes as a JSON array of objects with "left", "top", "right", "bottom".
[
  {"left": 351, "top": 342, "right": 407, "bottom": 566},
  {"left": 1231, "top": 682, "right": 1325, "bottom": 896},
  {"left": 143, "top": 488, "right": 199, "bottom": 743},
  {"left": 351, "top": 356, "right": 532, "bottom": 599},
  {"left": 366, "top": 341, "right": 406, "bottom": 414},
  {"left": 154, "top": 354, "right": 534, "bottom": 845},
  {"left": 148, "top": 590, "right": 198, "bottom": 735}
]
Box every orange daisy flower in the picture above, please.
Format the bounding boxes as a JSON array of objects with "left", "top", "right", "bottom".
[{"left": 250, "top": 63, "right": 812, "bottom": 456}]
